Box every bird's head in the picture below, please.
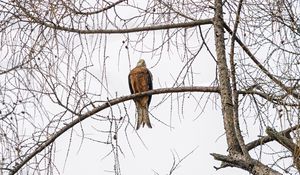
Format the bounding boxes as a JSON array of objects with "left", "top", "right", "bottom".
[{"left": 136, "top": 59, "right": 146, "bottom": 67}]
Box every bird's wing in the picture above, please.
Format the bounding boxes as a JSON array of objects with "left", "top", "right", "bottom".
[
  {"left": 147, "top": 69, "right": 153, "bottom": 106},
  {"left": 128, "top": 72, "right": 134, "bottom": 94},
  {"left": 128, "top": 66, "right": 153, "bottom": 106}
]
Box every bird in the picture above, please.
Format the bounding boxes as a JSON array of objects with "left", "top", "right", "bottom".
[{"left": 128, "top": 59, "right": 153, "bottom": 130}]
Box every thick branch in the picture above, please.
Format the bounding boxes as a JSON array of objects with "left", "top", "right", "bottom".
[
  {"left": 211, "top": 153, "right": 282, "bottom": 175},
  {"left": 214, "top": 0, "right": 241, "bottom": 154},
  {"left": 50, "top": 19, "right": 213, "bottom": 34},
  {"left": 266, "top": 127, "right": 297, "bottom": 153},
  {"left": 246, "top": 124, "right": 300, "bottom": 150},
  {"left": 8, "top": 86, "right": 218, "bottom": 174},
  {"left": 266, "top": 127, "right": 300, "bottom": 171},
  {"left": 229, "top": 0, "right": 250, "bottom": 158},
  {"left": 8, "top": 86, "right": 297, "bottom": 174}
]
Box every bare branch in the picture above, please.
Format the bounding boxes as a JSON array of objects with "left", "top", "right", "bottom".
[
  {"left": 8, "top": 86, "right": 218, "bottom": 174},
  {"left": 211, "top": 153, "right": 282, "bottom": 175},
  {"left": 224, "top": 23, "right": 300, "bottom": 99},
  {"left": 61, "top": 0, "right": 127, "bottom": 15},
  {"left": 266, "top": 127, "right": 300, "bottom": 172},
  {"left": 246, "top": 125, "right": 300, "bottom": 151},
  {"left": 229, "top": 0, "right": 250, "bottom": 158},
  {"left": 13, "top": 0, "right": 213, "bottom": 34}
]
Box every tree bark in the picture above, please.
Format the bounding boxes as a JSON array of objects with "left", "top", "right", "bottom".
[
  {"left": 266, "top": 127, "right": 300, "bottom": 172},
  {"left": 213, "top": 0, "right": 241, "bottom": 154},
  {"left": 212, "top": 1, "right": 286, "bottom": 174},
  {"left": 211, "top": 153, "right": 282, "bottom": 175}
]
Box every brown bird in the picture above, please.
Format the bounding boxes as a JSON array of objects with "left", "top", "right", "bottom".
[{"left": 128, "top": 59, "right": 153, "bottom": 130}]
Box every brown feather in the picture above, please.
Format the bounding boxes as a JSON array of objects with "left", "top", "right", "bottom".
[{"left": 129, "top": 61, "right": 152, "bottom": 130}]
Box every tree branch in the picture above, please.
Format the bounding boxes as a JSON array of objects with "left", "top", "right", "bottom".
[
  {"left": 224, "top": 23, "right": 300, "bottom": 99},
  {"left": 266, "top": 127, "right": 297, "bottom": 153},
  {"left": 211, "top": 153, "right": 282, "bottom": 175},
  {"left": 266, "top": 127, "right": 300, "bottom": 172},
  {"left": 246, "top": 124, "right": 300, "bottom": 150},
  {"left": 7, "top": 86, "right": 298, "bottom": 174},
  {"left": 213, "top": 0, "right": 242, "bottom": 154},
  {"left": 229, "top": 0, "right": 250, "bottom": 158},
  {"left": 8, "top": 86, "right": 218, "bottom": 174},
  {"left": 14, "top": 0, "right": 213, "bottom": 34},
  {"left": 61, "top": 0, "right": 126, "bottom": 15}
]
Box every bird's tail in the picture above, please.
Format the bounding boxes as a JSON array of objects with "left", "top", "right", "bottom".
[{"left": 136, "top": 105, "right": 152, "bottom": 130}]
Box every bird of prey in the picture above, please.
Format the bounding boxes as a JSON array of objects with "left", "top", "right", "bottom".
[{"left": 128, "top": 59, "right": 153, "bottom": 130}]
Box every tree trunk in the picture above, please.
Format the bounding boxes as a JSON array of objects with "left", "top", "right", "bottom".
[{"left": 213, "top": 0, "right": 241, "bottom": 154}]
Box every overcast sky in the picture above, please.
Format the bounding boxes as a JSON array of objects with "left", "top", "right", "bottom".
[
  {"left": 2, "top": 1, "right": 294, "bottom": 174},
  {"left": 50, "top": 28, "right": 253, "bottom": 175}
]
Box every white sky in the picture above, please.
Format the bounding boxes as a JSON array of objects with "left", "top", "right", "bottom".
[
  {"left": 2, "top": 0, "right": 298, "bottom": 174},
  {"left": 51, "top": 29, "right": 251, "bottom": 175}
]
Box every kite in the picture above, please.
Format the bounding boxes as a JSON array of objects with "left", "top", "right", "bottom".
[{"left": 128, "top": 59, "right": 153, "bottom": 130}]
